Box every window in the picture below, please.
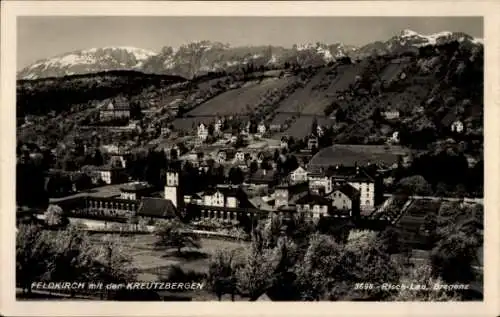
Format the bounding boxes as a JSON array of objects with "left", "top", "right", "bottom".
[{"left": 365, "top": 200, "right": 370, "bottom": 205}]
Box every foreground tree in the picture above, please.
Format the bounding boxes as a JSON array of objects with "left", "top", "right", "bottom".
[
  {"left": 44, "top": 204, "right": 69, "bottom": 229},
  {"left": 392, "top": 264, "right": 460, "bottom": 301},
  {"left": 430, "top": 231, "right": 478, "bottom": 284},
  {"left": 154, "top": 220, "right": 201, "bottom": 254},
  {"left": 236, "top": 237, "right": 280, "bottom": 301},
  {"left": 16, "top": 224, "right": 53, "bottom": 293},
  {"left": 207, "top": 248, "right": 243, "bottom": 301}
]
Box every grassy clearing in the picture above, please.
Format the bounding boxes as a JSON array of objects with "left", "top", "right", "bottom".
[{"left": 90, "top": 233, "right": 247, "bottom": 278}]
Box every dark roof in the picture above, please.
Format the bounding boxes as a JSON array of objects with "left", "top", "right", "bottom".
[
  {"left": 204, "top": 185, "right": 246, "bottom": 198},
  {"left": 120, "top": 182, "right": 153, "bottom": 192},
  {"left": 137, "top": 197, "right": 177, "bottom": 219},
  {"left": 295, "top": 193, "right": 330, "bottom": 206},
  {"left": 309, "top": 144, "right": 408, "bottom": 168},
  {"left": 327, "top": 183, "right": 360, "bottom": 200}
]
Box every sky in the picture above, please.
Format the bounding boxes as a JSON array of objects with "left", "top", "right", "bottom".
[{"left": 17, "top": 16, "right": 483, "bottom": 70}]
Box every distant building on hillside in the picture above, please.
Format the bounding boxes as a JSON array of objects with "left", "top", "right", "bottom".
[
  {"left": 381, "top": 109, "right": 400, "bottom": 120},
  {"left": 307, "top": 136, "right": 319, "bottom": 150},
  {"left": 256, "top": 122, "right": 267, "bottom": 138},
  {"left": 99, "top": 97, "right": 130, "bottom": 121},
  {"left": 289, "top": 166, "right": 308, "bottom": 184},
  {"left": 441, "top": 112, "right": 464, "bottom": 133},
  {"left": 451, "top": 120, "right": 464, "bottom": 133},
  {"left": 197, "top": 123, "right": 209, "bottom": 142}
]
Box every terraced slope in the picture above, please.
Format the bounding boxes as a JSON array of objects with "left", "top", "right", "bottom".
[
  {"left": 300, "top": 64, "right": 365, "bottom": 115},
  {"left": 187, "top": 77, "right": 295, "bottom": 116}
]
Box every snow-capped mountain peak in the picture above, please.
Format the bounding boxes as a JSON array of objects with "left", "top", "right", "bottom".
[{"left": 18, "top": 46, "right": 157, "bottom": 80}]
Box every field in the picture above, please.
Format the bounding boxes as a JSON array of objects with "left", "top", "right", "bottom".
[
  {"left": 380, "top": 63, "right": 405, "bottom": 82},
  {"left": 309, "top": 144, "right": 410, "bottom": 167},
  {"left": 171, "top": 116, "right": 215, "bottom": 131},
  {"left": 275, "top": 116, "right": 334, "bottom": 139},
  {"left": 91, "top": 233, "right": 246, "bottom": 277},
  {"left": 186, "top": 77, "right": 294, "bottom": 116},
  {"left": 301, "top": 64, "right": 364, "bottom": 114},
  {"left": 270, "top": 113, "right": 293, "bottom": 126}
]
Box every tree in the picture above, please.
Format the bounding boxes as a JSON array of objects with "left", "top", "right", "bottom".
[
  {"left": 294, "top": 234, "right": 342, "bottom": 300},
  {"left": 16, "top": 224, "right": 53, "bottom": 294},
  {"left": 90, "top": 234, "right": 137, "bottom": 285},
  {"left": 228, "top": 167, "right": 245, "bottom": 185},
  {"left": 430, "top": 231, "right": 478, "bottom": 284},
  {"left": 154, "top": 221, "right": 201, "bottom": 254},
  {"left": 207, "top": 248, "right": 243, "bottom": 301},
  {"left": 392, "top": 264, "right": 460, "bottom": 301},
  {"left": 44, "top": 204, "right": 69, "bottom": 228},
  {"left": 249, "top": 161, "right": 259, "bottom": 174},
  {"left": 396, "top": 175, "right": 432, "bottom": 196},
  {"left": 236, "top": 240, "right": 280, "bottom": 301}
]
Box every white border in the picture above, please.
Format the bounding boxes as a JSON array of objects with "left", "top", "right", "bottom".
[{"left": 1, "top": 2, "right": 499, "bottom": 317}]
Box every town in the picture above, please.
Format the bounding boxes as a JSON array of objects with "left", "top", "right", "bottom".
[{"left": 15, "top": 18, "right": 484, "bottom": 302}]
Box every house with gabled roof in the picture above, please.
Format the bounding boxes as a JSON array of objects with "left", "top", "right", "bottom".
[
  {"left": 325, "top": 183, "right": 360, "bottom": 218},
  {"left": 295, "top": 193, "right": 330, "bottom": 218},
  {"left": 136, "top": 197, "right": 178, "bottom": 220},
  {"left": 99, "top": 96, "right": 130, "bottom": 121}
]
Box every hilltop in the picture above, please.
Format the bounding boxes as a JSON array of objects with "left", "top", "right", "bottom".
[{"left": 18, "top": 29, "right": 483, "bottom": 80}]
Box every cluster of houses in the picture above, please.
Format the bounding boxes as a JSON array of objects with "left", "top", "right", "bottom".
[
  {"left": 57, "top": 150, "right": 382, "bottom": 226},
  {"left": 197, "top": 118, "right": 269, "bottom": 144}
]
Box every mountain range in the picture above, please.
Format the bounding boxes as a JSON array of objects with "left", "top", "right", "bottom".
[{"left": 18, "top": 29, "right": 483, "bottom": 80}]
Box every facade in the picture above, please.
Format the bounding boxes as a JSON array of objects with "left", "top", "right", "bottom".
[
  {"left": 119, "top": 182, "right": 154, "bottom": 201},
  {"left": 388, "top": 131, "right": 400, "bottom": 144},
  {"left": 197, "top": 123, "right": 209, "bottom": 142},
  {"left": 95, "top": 166, "right": 125, "bottom": 185},
  {"left": 326, "top": 183, "right": 360, "bottom": 217},
  {"left": 280, "top": 137, "right": 289, "bottom": 149},
  {"left": 214, "top": 119, "right": 223, "bottom": 134},
  {"left": 382, "top": 109, "right": 400, "bottom": 120},
  {"left": 308, "top": 171, "right": 333, "bottom": 194},
  {"left": 235, "top": 151, "right": 245, "bottom": 162},
  {"left": 316, "top": 125, "right": 324, "bottom": 137},
  {"left": 451, "top": 120, "right": 464, "bottom": 133},
  {"left": 347, "top": 177, "right": 375, "bottom": 211},
  {"left": 257, "top": 122, "right": 267, "bottom": 135},
  {"left": 290, "top": 166, "right": 309, "bottom": 184},
  {"left": 273, "top": 182, "right": 309, "bottom": 209},
  {"left": 199, "top": 185, "right": 248, "bottom": 209},
  {"left": 99, "top": 98, "right": 130, "bottom": 121},
  {"left": 164, "top": 170, "right": 182, "bottom": 209},
  {"left": 295, "top": 194, "right": 330, "bottom": 218},
  {"left": 307, "top": 136, "right": 319, "bottom": 150}
]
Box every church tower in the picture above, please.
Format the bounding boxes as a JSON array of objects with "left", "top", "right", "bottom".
[{"left": 164, "top": 170, "right": 182, "bottom": 209}]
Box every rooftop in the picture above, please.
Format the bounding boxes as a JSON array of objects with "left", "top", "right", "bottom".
[
  {"left": 309, "top": 144, "right": 409, "bottom": 168},
  {"left": 120, "top": 182, "right": 154, "bottom": 192},
  {"left": 137, "top": 197, "right": 177, "bottom": 219}
]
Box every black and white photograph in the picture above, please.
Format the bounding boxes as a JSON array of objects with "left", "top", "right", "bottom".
[{"left": 2, "top": 1, "right": 497, "bottom": 314}]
